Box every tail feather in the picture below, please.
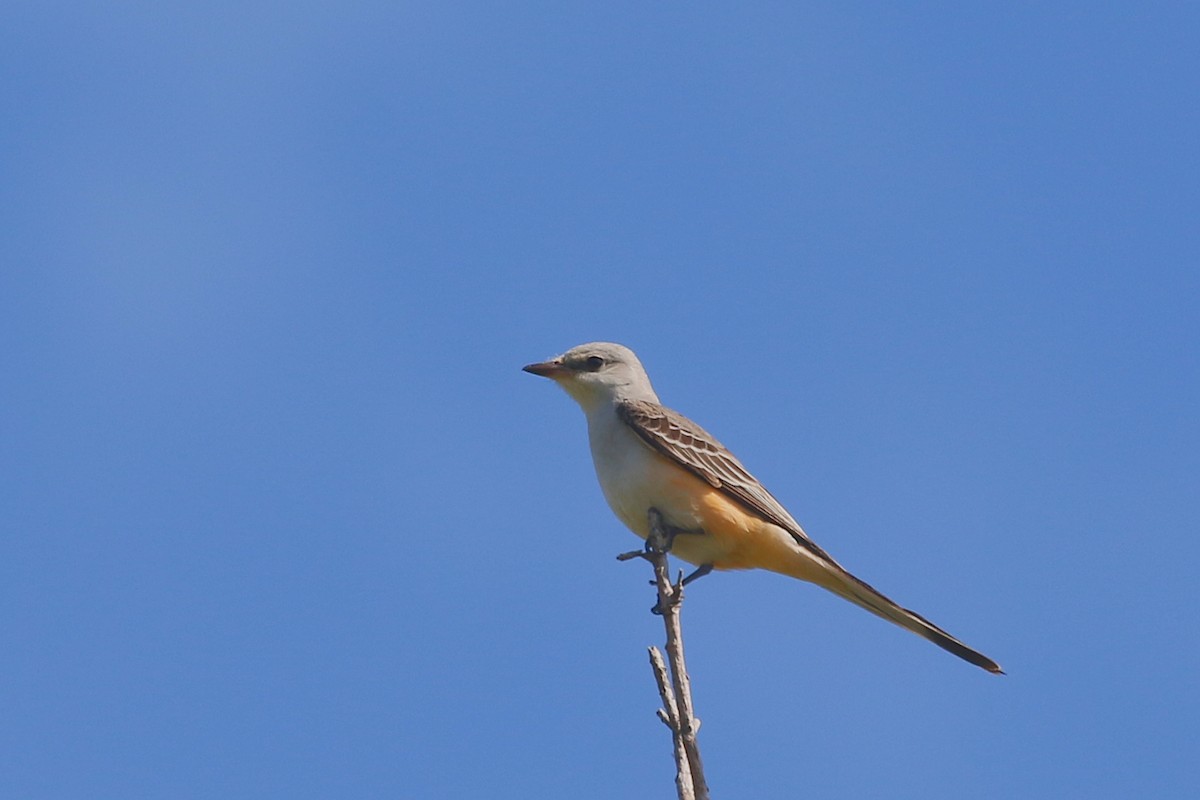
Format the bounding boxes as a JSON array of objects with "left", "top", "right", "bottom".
[{"left": 822, "top": 567, "right": 1003, "bottom": 674}]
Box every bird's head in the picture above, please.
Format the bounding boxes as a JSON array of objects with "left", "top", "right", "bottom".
[{"left": 523, "top": 342, "right": 658, "bottom": 411}]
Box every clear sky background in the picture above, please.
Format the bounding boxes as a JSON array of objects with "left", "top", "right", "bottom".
[{"left": 2, "top": 3, "right": 1198, "bottom": 798}]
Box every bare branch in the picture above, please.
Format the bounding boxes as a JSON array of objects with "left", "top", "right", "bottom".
[
  {"left": 649, "top": 646, "right": 693, "bottom": 798},
  {"left": 620, "top": 509, "right": 711, "bottom": 800}
]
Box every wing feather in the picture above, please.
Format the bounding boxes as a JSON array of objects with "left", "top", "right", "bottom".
[
  {"left": 616, "top": 400, "right": 1004, "bottom": 673},
  {"left": 616, "top": 399, "right": 836, "bottom": 565}
]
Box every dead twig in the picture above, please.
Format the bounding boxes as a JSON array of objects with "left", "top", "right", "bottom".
[{"left": 617, "top": 508, "right": 710, "bottom": 800}]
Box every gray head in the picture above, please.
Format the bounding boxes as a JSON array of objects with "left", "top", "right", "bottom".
[{"left": 523, "top": 342, "right": 659, "bottom": 411}]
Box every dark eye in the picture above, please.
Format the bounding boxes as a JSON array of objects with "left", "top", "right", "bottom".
[{"left": 584, "top": 355, "right": 604, "bottom": 372}]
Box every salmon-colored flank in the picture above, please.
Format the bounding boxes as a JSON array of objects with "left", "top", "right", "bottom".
[{"left": 654, "top": 456, "right": 827, "bottom": 583}]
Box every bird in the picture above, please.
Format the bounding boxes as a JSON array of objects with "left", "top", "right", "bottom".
[{"left": 523, "top": 341, "right": 1002, "bottom": 674}]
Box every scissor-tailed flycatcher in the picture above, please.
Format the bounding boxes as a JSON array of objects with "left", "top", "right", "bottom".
[{"left": 524, "top": 342, "right": 1002, "bottom": 674}]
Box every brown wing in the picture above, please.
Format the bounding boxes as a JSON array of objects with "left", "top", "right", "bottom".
[
  {"left": 616, "top": 399, "right": 837, "bottom": 566},
  {"left": 619, "top": 400, "right": 1004, "bottom": 673}
]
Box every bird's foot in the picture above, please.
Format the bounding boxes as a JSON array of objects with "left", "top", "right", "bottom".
[
  {"left": 650, "top": 576, "right": 686, "bottom": 615},
  {"left": 681, "top": 563, "right": 713, "bottom": 586},
  {"left": 618, "top": 508, "right": 711, "bottom": 614}
]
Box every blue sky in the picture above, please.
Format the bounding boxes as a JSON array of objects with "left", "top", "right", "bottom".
[{"left": 2, "top": 3, "right": 1198, "bottom": 797}]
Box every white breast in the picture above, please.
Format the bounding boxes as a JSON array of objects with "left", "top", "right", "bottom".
[{"left": 584, "top": 403, "right": 716, "bottom": 542}]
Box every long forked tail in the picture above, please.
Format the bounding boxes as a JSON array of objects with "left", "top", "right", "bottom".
[{"left": 820, "top": 566, "right": 1003, "bottom": 674}]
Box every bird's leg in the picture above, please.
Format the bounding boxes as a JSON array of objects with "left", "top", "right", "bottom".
[
  {"left": 651, "top": 515, "right": 710, "bottom": 589},
  {"left": 617, "top": 509, "right": 711, "bottom": 613},
  {"left": 647, "top": 508, "right": 710, "bottom": 613},
  {"left": 617, "top": 510, "right": 703, "bottom": 564},
  {"left": 644, "top": 507, "right": 672, "bottom": 554},
  {"left": 645, "top": 508, "right": 705, "bottom": 554},
  {"left": 681, "top": 563, "right": 713, "bottom": 586}
]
